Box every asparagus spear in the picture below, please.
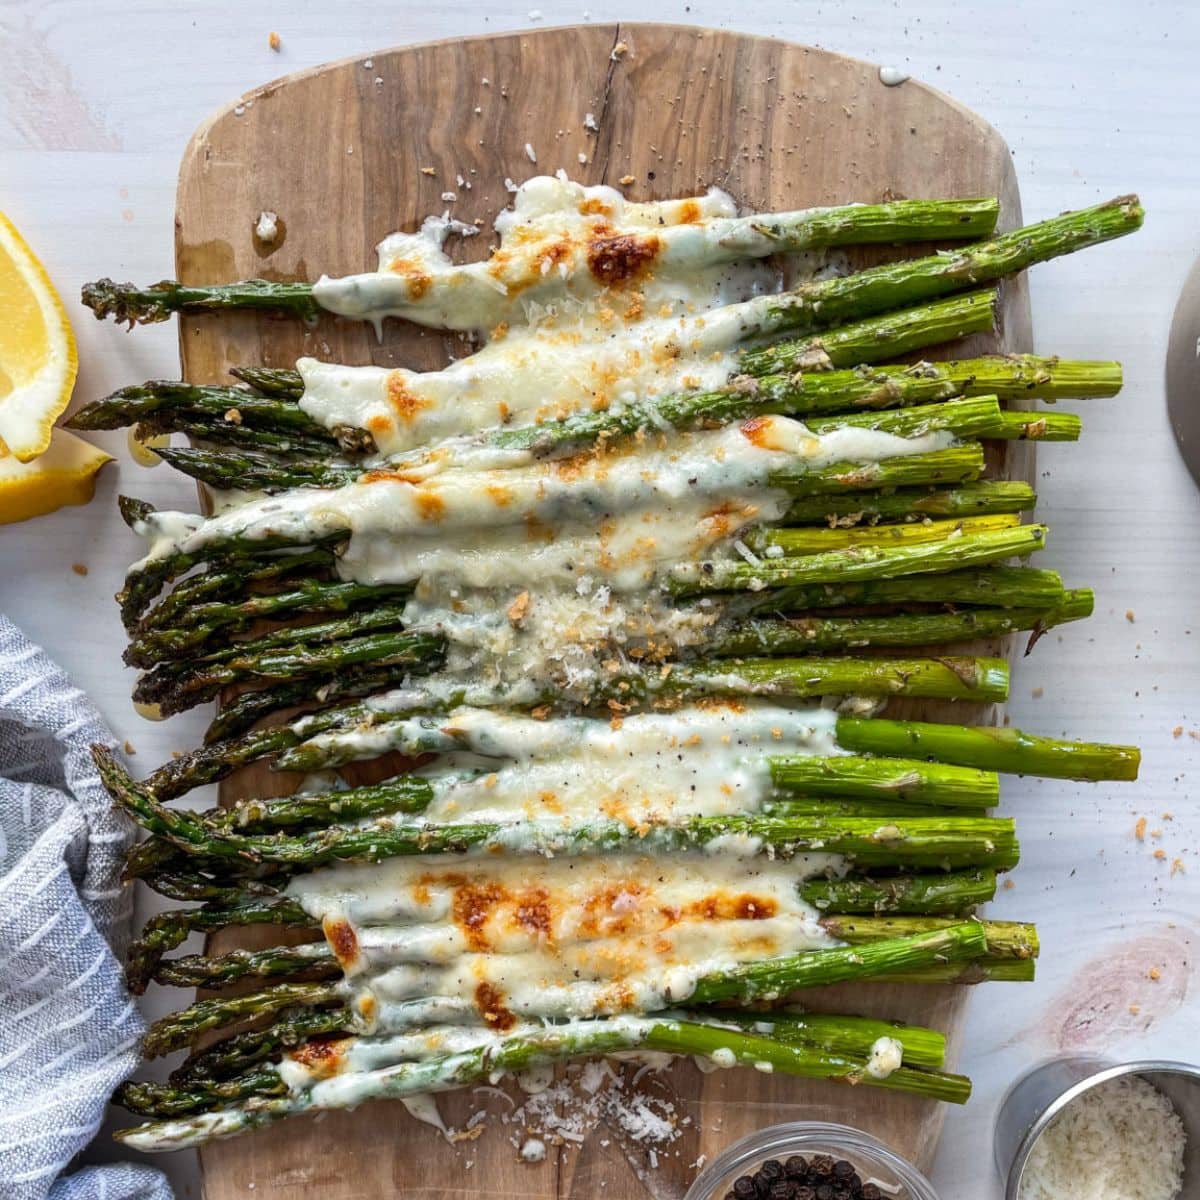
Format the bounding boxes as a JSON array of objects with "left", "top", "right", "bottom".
[
  {"left": 672, "top": 522, "right": 1046, "bottom": 595},
  {"left": 139, "top": 922, "right": 989, "bottom": 1059},
  {"left": 127, "top": 579, "right": 411, "bottom": 662},
  {"left": 128, "top": 601, "right": 411, "bottom": 670},
  {"left": 117, "top": 1012, "right": 972, "bottom": 1147},
  {"left": 750, "top": 512, "right": 1020, "bottom": 555},
  {"left": 228, "top": 365, "right": 306, "bottom": 399},
  {"left": 735, "top": 565, "right": 1067, "bottom": 613},
  {"left": 834, "top": 716, "right": 1141, "bottom": 781},
  {"left": 274, "top": 657, "right": 1010, "bottom": 773},
  {"left": 783, "top": 480, "right": 1036, "bottom": 524},
  {"left": 116, "top": 1069, "right": 288, "bottom": 1118},
  {"left": 769, "top": 755, "right": 999, "bottom": 808},
  {"left": 712, "top": 591, "right": 1093, "bottom": 657},
  {"left": 132, "top": 629, "right": 443, "bottom": 716},
  {"left": 799, "top": 868, "right": 997, "bottom": 914},
  {"left": 739, "top": 195, "right": 1144, "bottom": 361},
  {"left": 100, "top": 751, "right": 1018, "bottom": 872},
  {"left": 84, "top": 197, "right": 1001, "bottom": 327},
  {"left": 202, "top": 665, "right": 415, "bottom": 744}
]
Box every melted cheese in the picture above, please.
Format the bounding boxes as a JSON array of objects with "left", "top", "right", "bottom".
[{"left": 287, "top": 851, "right": 840, "bottom": 1028}]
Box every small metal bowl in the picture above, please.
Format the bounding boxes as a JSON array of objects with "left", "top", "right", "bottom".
[
  {"left": 995, "top": 1057, "right": 1200, "bottom": 1198},
  {"left": 684, "top": 1121, "right": 939, "bottom": 1200}
]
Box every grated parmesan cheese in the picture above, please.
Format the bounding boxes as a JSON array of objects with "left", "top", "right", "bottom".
[{"left": 1019, "top": 1075, "right": 1185, "bottom": 1200}]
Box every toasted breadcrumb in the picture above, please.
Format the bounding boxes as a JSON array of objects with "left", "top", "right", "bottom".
[
  {"left": 1171, "top": 858, "right": 1185, "bottom": 876},
  {"left": 123, "top": 740, "right": 137, "bottom": 756},
  {"left": 506, "top": 591, "right": 530, "bottom": 624},
  {"left": 420, "top": 166, "right": 436, "bottom": 176},
  {"left": 223, "top": 408, "right": 243, "bottom": 425},
  {"left": 268, "top": 31, "right": 281, "bottom": 51},
  {"left": 1173, "top": 725, "right": 1183, "bottom": 738},
  {"left": 1148, "top": 966, "right": 1162, "bottom": 981},
  {"left": 1125, "top": 609, "right": 1135, "bottom": 622},
  {"left": 71, "top": 563, "right": 88, "bottom": 576},
  {"left": 1031, "top": 686, "right": 1044, "bottom": 699},
  {"left": 1134, "top": 816, "right": 1147, "bottom": 841},
  {"left": 611, "top": 41, "right": 629, "bottom": 60},
  {"left": 1129, "top": 1003, "right": 1140, "bottom": 1014},
  {"left": 619, "top": 174, "right": 636, "bottom": 186},
  {"left": 1153, "top": 849, "right": 1166, "bottom": 860}
]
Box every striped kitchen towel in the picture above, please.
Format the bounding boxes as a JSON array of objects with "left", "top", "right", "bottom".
[{"left": 0, "top": 614, "right": 170, "bottom": 1199}]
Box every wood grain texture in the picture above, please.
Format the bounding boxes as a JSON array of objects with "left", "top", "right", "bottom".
[{"left": 174, "top": 23, "right": 1031, "bottom": 1200}]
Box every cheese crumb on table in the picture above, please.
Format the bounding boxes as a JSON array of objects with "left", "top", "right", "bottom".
[{"left": 1018, "top": 1074, "right": 1185, "bottom": 1200}]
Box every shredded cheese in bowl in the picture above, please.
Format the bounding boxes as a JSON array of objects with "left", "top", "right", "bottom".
[{"left": 1018, "top": 1075, "right": 1185, "bottom": 1200}]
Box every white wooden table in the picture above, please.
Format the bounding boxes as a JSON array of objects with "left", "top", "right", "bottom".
[{"left": 1, "top": 2, "right": 1197, "bottom": 1196}]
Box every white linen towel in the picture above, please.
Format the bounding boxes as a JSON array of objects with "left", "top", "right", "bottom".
[{"left": 0, "top": 613, "right": 171, "bottom": 1200}]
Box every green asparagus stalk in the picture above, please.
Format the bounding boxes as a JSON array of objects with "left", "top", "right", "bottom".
[
  {"left": 833, "top": 716, "right": 1141, "bottom": 781},
  {"left": 210, "top": 774, "right": 434, "bottom": 831},
  {"left": 202, "top": 665, "right": 415, "bottom": 744},
  {"left": 228, "top": 365, "right": 306, "bottom": 399},
  {"left": 127, "top": 579, "right": 411, "bottom": 662},
  {"left": 153, "top": 943, "right": 337, "bottom": 988},
  {"left": 769, "top": 756, "right": 999, "bottom": 808},
  {"left": 799, "top": 869, "right": 997, "bottom": 914},
  {"left": 672, "top": 522, "right": 1046, "bottom": 595},
  {"left": 116, "top": 1010, "right": 973, "bottom": 1148},
  {"left": 711, "top": 591, "right": 1093, "bottom": 657},
  {"left": 116, "top": 1070, "right": 288, "bottom": 1118},
  {"left": 995, "top": 410, "right": 1081, "bottom": 441},
  {"left": 735, "top": 565, "right": 1066, "bottom": 613},
  {"left": 84, "top": 197, "right": 1001, "bottom": 327},
  {"left": 749, "top": 512, "right": 1019, "bottom": 555},
  {"left": 170, "top": 1008, "right": 348, "bottom": 1084},
  {"left": 783, "top": 481, "right": 1036, "bottom": 525},
  {"left": 125, "top": 897, "right": 312, "bottom": 993},
  {"left": 275, "top": 657, "right": 1010, "bottom": 773},
  {"left": 132, "top": 629, "right": 443, "bottom": 715},
  {"left": 129, "top": 601, "right": 411, "bottom": 670},
  {"left": 819, "top": 914, "right": 1038, "bottom": 961},
  {"left": 99, "top": 752, "right": 1018, "bottom": 872},
  {"left": 739, "top": 195, "right": 1144, "bottom": 363}
]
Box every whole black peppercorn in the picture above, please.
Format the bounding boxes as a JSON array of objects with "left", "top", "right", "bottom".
[
  {"left": 810, "top": 1155, "right": 836, "bottom": 1177},
  {"left": 814, "top": 1185, "right": 835, "bottom": 1200},
  {"left": 793, "top": 1189, "right": 816, "bottom": 1200},
  {"left": 768, "top": 1181, "right": 797, "bottom": 1200},
  {"left": 760, "top": 1160, "right": 785, "bottom": 1182},
  {"left": 784, "top": 1156, "right": 809, "bottom": 1179},
  {"left": 860, "top": 1185, "right": 883, "bottom": 1200},
  {"left": 733, "top": 1176, "right": 757, "bottom": 1199},
  {"left": 832, "top": 1161, "right": 855, "bottom": 1180}
]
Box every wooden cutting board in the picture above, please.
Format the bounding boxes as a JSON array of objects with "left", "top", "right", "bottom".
[{"left": 175, "top": 22, "right": 1032, "bottom": 1200}]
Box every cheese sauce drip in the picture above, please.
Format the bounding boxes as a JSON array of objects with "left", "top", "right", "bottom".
[
  {"left": 298, "top": 174, "right": 836, "bottom": 455},
  {"left": 286, "top": 850, "right": 841, "bottom": 1035},
  {"left": 404, "top": 702, "right": 840, "bottom": 825}
]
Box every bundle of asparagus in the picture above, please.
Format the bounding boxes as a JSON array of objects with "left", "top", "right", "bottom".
[{"left": 85, "top": 180, "right": 1142, "bottom": 1152}]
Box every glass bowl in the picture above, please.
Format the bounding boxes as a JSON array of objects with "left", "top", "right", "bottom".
[{"left": 684, "top": 1121, "right": 940, "bottom": 1200}]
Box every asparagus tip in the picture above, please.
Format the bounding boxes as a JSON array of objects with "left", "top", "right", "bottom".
[{"left": 81, "top": 278, "right": 176, "bottom": 327}]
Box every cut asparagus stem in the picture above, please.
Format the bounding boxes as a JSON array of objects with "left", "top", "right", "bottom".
[
  {"left": 706, "top": 1009, "right": 946, "bottom": 1069},
  {"left": 671, "top": 522, "right": 1046, "bottom": 595},
  {"left": 783, "top": 481, "right": 1036, "bottom": 525},
  {"left": 689, "top": 921, "right": 988, "bottom": 1004},
  {"left": 799, "top": 869, "right": 997, "bottom": 914},
  {"left": 84, "top": 197, "right": 1001, "bottom": 327},
  {"left": 712, "top": 591, "right": 1093, "bottom": 657},
  {"left": 736, "top": 565, "right": 1066, "bottom": 614},
  {"left": 739, "top": 195, "right": 1144, "bottom": 358},
  {"left": 833, "top": 716, "right": 1141, "bottom": 781},
  {"left": 771, "top": 442, "right": 985, "bottom": 495},
  {"left": 883, "top": 958, "right": 1035, "bottom": 984},
  {"left": 769, "top": 756, "right": 999, "bottom": 808},
  {"left": 749, "top": 512, "right": 1020, "bottom": 555},
  {"left": 496, "top": 354, "right": 1119, "bottom": 457},
  {"left": 995, "top": 410, "right": 1081, "bottom": 441},
  {"left": 819, "top": 915, "right": 1038, "bottom": 961}
]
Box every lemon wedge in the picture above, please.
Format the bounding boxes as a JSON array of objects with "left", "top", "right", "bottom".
[
  {"left": 0, "top": 428, "right": 112, "bottom": 524},
  {"left": 0, "top": 211, "right": 78, "bottom": 462}
]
